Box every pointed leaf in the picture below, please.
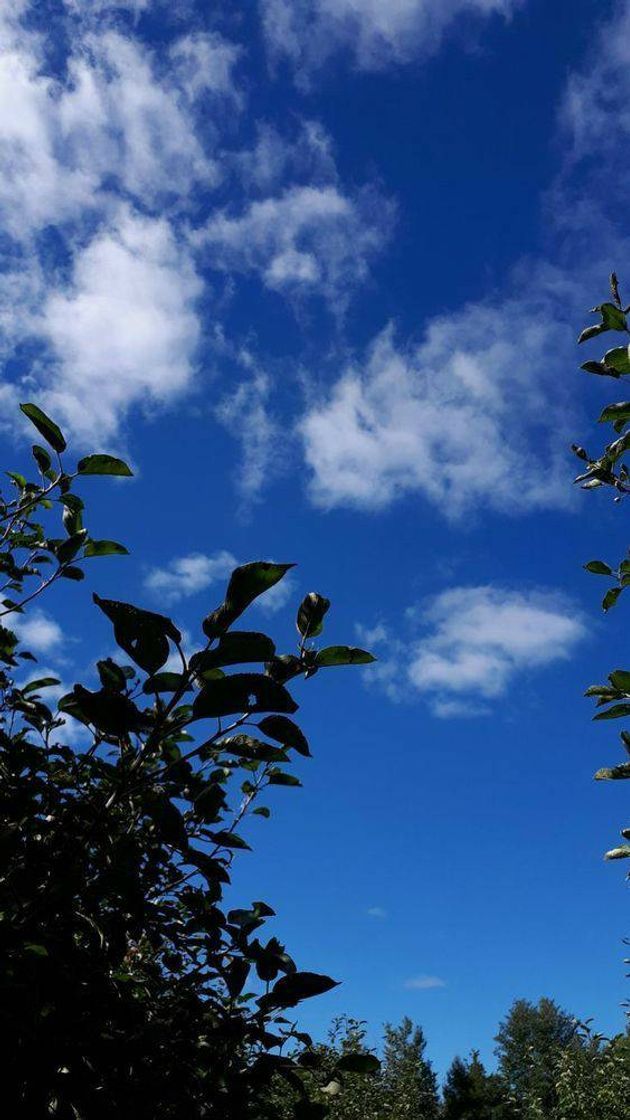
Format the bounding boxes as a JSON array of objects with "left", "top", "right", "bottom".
[
  {"left": 315, "top": 645, "right": 376, "bottom": 667},
  {"left": 77, "top": 455, "right": 133, "bottom": 477},
  {"left": 20, "top": 403, "right": 66, "bottom": 453},
  {"left": 258, "top": 715, "right": 310, "bottom": 757}
]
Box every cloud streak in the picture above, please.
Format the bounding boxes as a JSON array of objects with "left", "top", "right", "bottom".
[{"left": 261, "top": 0, "right": 522, "bottom": 77}]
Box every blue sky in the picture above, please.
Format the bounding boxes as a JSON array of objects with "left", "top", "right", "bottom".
[{"left": 1, "top": 0, "right": 629, "bottom": 1078}]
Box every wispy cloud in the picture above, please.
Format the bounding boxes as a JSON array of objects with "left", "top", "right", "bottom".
[
  {"left": 145, "top": 551, "right": 237, "bottom": 605},
  {"left": 261, "top": 0, "right": 522, "bottom": 77},
  {"left": 145, "top": 552, "right": 298, "bottom": 616},
  {"left": 362, "top": 586, "right": 586, "bottom": 717},
  {"left": 215, "top": 363, "right": 280, "bottom": 512},
  {"left": 404, "top": 974, "right": 446, "bottom": 991},
  {"left": 193, "top": 184, "right": 392, "bottom": 313},
  {"left": 367, "top": 906, "right": 387, "bottom": 919}
]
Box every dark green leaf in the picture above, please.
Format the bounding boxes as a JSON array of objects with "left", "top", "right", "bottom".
[
  {"left": 584, "top": 560, "right": 613, "bottom": 576},
  {"left": 20, "top": 403, "right": 66, "bottom": 453},
  {"left": 578, "top": 325, "right": 607, "bottom": 345},
  {"left": 60, "top": 565, "right": 84, "bottom": 581},
  {"left": 57, "top": 530, "right": 88, "bottom": 565},
  {"left": 297, "top": 592, "right": 330, "bottom": 639},
  {"left": 96, "top": 658, "right": 127, "bottom": 692},
  {"left": 603, "top": 347, "right": 630, "bottom": 374},
  {"left": 77, "top": 454, "right": 133, "bottom": 477},
  {"left": 209, "top": 830, "right": 251, "bottom": 851},
  {"left": 603, "top": 587, "right": 623, "bottom": 612},
  {"left": 609, "top": 669, "right": 630, "bottom": 692},
  {"left": 219, "top": 734, "right": 287, "bottom": 762},
  {"left": 83, "top": 540, "right": 129, "bottom": 558},
  {"left": 59, "top": 684, "right": 147, "bottom": 737},
  {"left": 22, "top": 677, "right": 60, "bottom": 695},
  {"left": 580, "top": 359, "right": 615, "bottom": 376},
  {"left": 315, "top": 645, "right": 376, "bottom": 667},
  {"left": 192, "top": 673, "right": 298, "bottom": 720},
  {"left": 93, "top": 594, "right": 180, "bottom": 675},
  {"left": 593, "top": 703, "right": 630, "bottom": 721},
  {"left": 258, "top": 715, "right": 310, "bottom": 757},
  {"left": 32, "top": 444, "right": 52, "bottom": 473},
  {"left": 191, "top": 632, "right": 275, "bottom": 674},
  {"left": 599, "top": 302, "right": 628, "bottom": 331},
  {"left": 260, "top": 971, "right": 339, "bottom": 1010},
  {"left": 267, "top": 770, "right": 301, "bottom": 787},
  {"left": 596, "top": 403, "right": 627, "bottom": 427},
  {"left": 203, "top": 562, "right": 295, "bottom": 637}
]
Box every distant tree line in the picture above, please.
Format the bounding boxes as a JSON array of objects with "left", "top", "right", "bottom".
[{"left": 262, "top": 997, "right": 630, "bottom": 1119}]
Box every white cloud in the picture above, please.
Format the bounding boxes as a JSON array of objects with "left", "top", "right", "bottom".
[
  {"left": 0, "top": 23, "right": 237, "bottom": 242},
  {"left": 14, "top": 610, "right": 64, "bottom": 656},
  {"left": 215, "top": 365, "right": 279, "bottom": 509},
  {"left": 145, "top": 551, "right": 237, "bottom": 604},
  {"left": 367, "top": 906, "right": 387, "bottom": 919},
  {"left": 0, "top": 8, "right": 243, "bottom": 443},
  {"left": 300, "top": 274, "right": 576, "bottom": 519},
  {"left": 369, "top": 586, "right": 585, "bottom": 716},
  {"left": 261, "top": 0, "right": 522, "bottom": 76},
  {"left": 255, "top": 572, "right": 298, "bottom": 616},
  {"left": 194, "top": 184, "right": 391, "bottom": 310},
  {"left": 232, "top": 119, "right": 338, "bottom": 195},
  {"left": 404, "top": 974, "right": 446, "bottom": 991},
  {"left": 38, "top": 208, "right": 203, "bottom": 443},
  {"left": 145, "top": 551, "right": 297, "bottom": 615}
]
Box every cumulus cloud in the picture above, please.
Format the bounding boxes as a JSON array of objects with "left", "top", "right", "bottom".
[
  {"left": 145, "top": 551, "right": 237, "bottom": 604},
  {"left": 261, "top": 0, "right": 522, "bottom": 76},
  {"left": 363, "top": 586, "right": 586, "bottom": 716},
  {"left": 14, "top": 610, "right": 64, "bottom": 656},
  {"left": 300, "top": 273, "right": 576, "bottom": 519},
  {"left": 36, "top": 208, "right": 202, "bottom": 443},
  {"left": 194, "top": 184, "right": 392, "bottom": 310},
  {"left": 404, "top": 974, "right": 447, "bottom": 991}
]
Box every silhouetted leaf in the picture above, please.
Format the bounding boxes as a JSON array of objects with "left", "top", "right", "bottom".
[
  {"left": 259, "top": 971, "right": 339, "bottom": 1010},
  {"left": 77, "top": 455, "right": 133, "bottom": 477},
  {"left": 297, "top": 593, "right": 330, "bottom": 639},
  {"left": 93, "top": 594, "right": 180, "bottom": 674},
  {"left": 258, "top": 715, "right": 310, "bottom": 757},
  {"left": 203, "top": 562, "right": 294, "bottom": 637},
  {"left": 192, "top": 674, "right": 298, "bottom": 719},
  {"left": 315, "top": 646, "right": 375, "bottom": 667},
  {"left": 191, "top": 632, "right": 275, "bottom": 674},
  {"left": 20, "top": 403, "right": 66, "bottom": 453}
]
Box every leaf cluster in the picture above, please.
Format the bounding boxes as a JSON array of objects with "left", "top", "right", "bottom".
[{"left": 0, "top": 406, "right": 376, "bottom": 1118}]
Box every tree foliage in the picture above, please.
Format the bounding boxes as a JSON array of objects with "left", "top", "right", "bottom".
[
  {"left": 0, "top": 404, "right": 376, "bottom": 1117},
  {"left": 442, "top": 1051, "right": 511, "bottom": 1120},
  {"left": 575, "top": 275, "right": 630, "bottom": 867},
  {"left": 494, "top": 998, "right": 579, "bottom": 1115}
]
